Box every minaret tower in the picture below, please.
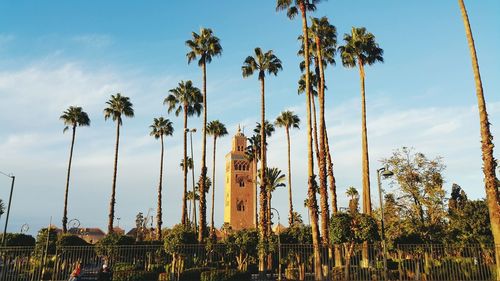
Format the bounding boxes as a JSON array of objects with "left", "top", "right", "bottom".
[{"left": 223, "top": 126, "right": 256, "bottom": 230}]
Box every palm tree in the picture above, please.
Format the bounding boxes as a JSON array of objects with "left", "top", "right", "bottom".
[
  {"left": 458, "top": 0, "right": 500, "bottom": 274},
  {"left": 60, "top": 106, "right": 90, "bottom": 233},
  {"left": 180, "top": 156, "right": 196, "bottom": 224},
  {"left": 346, "top": 186, "right": 360, "bottom": 214},
  {"left": 246, "top": 134, "right": 261, "bottom": 226},
  {"left": 339, "top": 27, "right": 383, "bottom": 216},
  {"left": 150, "top": 117, "right": 174, "bottom": 240},
  {"left": 206, "top": 120, "right": 228, "bottom": 237},
  {"left": 298, "top": 72, "right": 320, "bottom": 171},
  {"left": 186, "top": 28, "right": 223, "bottom": 242},
  {"left": 165, "top": 80, "right": 203, "bottom": 225},
  {"left": 276, "top": 1, "right": 323, "bottom": 276},
  {"left": 104, "top": 94, "right": 134, "bottom": 234},
  {"left": 259, "top": 167, "right": 286, "bottom": 231},
  {"left": 242, "top": 47, "right": 282, "bottom": 275},
  {"left": 275, "top": 111, "right": 300, "bottom": 225}
]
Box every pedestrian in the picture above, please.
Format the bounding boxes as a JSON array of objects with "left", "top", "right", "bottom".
[
  {"left": 97, "top": 264, "right": 112, "bottom": 281},
  {"left": 68, "top": 261, "right": 81, "bottom": 281}
]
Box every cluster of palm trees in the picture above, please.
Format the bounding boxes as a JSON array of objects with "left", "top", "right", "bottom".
[{"left": 59, "top": 0, "right": 499, "bottom": 277}]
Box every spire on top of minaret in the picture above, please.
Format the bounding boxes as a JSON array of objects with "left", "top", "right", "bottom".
[{"left": 236, "top": 124, "right": 244, "bottom": 137}]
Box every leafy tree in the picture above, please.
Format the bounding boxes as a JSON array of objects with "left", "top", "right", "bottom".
[
  {"left": 35, "top": 227, "right": 59, "bottom": 256},
  {"left": 57, "top": 234, "right": 90, "bottom": 247},
  {"left": 60, "top": 106, "right": 90, "bottom": 233},
  {"left": 382, "top": 147, "right": 447, "bottom": 243},
  {"left": 104, "top": 94, "right": 134, "bottom": 233},
  {"left": 206, "top": 120, "right": 228, "bottom": 237},
  {"left": 339, "top": 27, "right": 383, "bottom": 216},
  {"left": 150, "top": 117, "right": 174, "bottom": 240},
  {"left": 242, "top": 46, "right": 282, "bottom": 274},
  {"left": 164, "top": 224, "right": 197, "bottom": 278},
  {"left": 279, "top": 224, "right": 313, "bottom": 280},
  {"left": 275, "top": 111, "right": 300, "bottom": 225},
  {"left": 222, "top": 229, "right": 259, "bottom": 271},
  {"left": 186, "top": 28, "right": 223, "bottom": 242},
  {"left": 165, "top": 80, "right": 203, "bottom": 225},
  {"left": 458, "top": 0, "right": 500, "bottom": 275}
]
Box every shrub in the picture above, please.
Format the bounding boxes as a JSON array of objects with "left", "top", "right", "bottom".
[
  {"left": 57, "top": 234, "right": 90, "bottom": 246},
  {"left": 0, "top": 233, "right": 35, "bottom": 246},
  {"left": 200, "top": 269, "right": 251, "bottom": 281},
  {"left": 113, "top": 270, "right": 159, "bottom": 281},
  {"left": 179, "top": 267, "right": 214, "bottom": 280}
]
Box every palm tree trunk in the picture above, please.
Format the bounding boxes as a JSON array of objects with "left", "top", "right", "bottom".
[
  {"left": 210, "top": 136, "right": 217, "bottom": 237},
  {"left": 258, "top": 77, "right": 268, "bottom": 277},
  {"left": 198, "top": 62, "right": 208, "bottom": 242},
  {"left": 324, "top": 133, "right": 337, "bottom": 214},
  {"left": 300, "top": 4, "right": 322, "bottom": 280},
  {"left": 156, "top": 135, "right": 164, "bottom": 240},
  {"left": 108, "top": 121, "right": 120, "bottom": 234},
  {"left": 316, "top": 38, "right": 330, "bottom": 246},
  {"left": 62, "top": 125, "right": 76, "bottom": 233},
  {"left": 285, "top": 127, "right": 294, "bottom": 226},
  {"left": 254, "top": 158, "right": 258, "bottom": 227},
  {"left": 181, "top": 107, "right": 188, "bottom": 225},
  {"left": 359, "top": 61, "right": 372, "bottom": 215},
  {"left": 311, "top": 95, "right": 320, "bottom": 169},
  {"left": 459, "top": 0, "right": 500, "bottom": 276}
]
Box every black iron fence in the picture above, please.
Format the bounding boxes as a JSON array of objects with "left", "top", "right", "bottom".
[{"left": 0, "top": 244, "right": 497, "bottom": 280}]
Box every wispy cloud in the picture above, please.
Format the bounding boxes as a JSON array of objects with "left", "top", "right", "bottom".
[{"left": 72, "top": 34, "right": 113, "bottom": 48}]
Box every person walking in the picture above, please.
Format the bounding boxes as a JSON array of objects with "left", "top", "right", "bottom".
[{"left": 68, "top": 262, "right": 81, "bottom": 281}]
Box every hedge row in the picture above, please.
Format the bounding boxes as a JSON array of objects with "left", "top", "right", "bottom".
[{"left": 200, "top": 269, "right": 251, "bottom": 281}]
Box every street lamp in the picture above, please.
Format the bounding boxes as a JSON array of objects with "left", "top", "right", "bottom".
[
  {"left": 270, "top": 208, "right": 282, "bottom": 281},
  {"left": 0, "top": 171, "right": 15, "bottom": 246},
  {"left": 377, "top": 166, "right": 393, "bottom": 279},
  {"left": 186, "top": 128, "right": 197, "bottom": 234}
]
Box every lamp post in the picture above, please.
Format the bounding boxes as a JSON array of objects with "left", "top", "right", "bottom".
[
  {"left": 0, "top": 171, "right": 15, "bottom": 246},
  {"left": 186, "top": 128, "right": 197, "bottom": 234},
  {"left": 377, "top": 166, "right": 393, "bottom": 280},
  {"left": 270, "top": 208, "right": 282, "bottom": 281}
]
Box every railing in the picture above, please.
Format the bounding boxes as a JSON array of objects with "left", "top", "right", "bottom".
[{"left": 0, "top": 244, "right": 497, "bottom": 280}]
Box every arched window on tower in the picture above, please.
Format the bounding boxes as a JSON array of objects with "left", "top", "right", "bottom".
[{"left": 237, "top": 200, "right": 245, "bottom": 212}]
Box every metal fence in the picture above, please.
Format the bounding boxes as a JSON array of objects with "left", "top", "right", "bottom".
[{"left": 0, "top": 244, "right": 497, "bottom": 280}]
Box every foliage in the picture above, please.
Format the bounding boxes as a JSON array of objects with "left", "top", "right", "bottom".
[
  {"left": 381, "top": 147, "right": 447, "bottom": 244},
  {"left": 447, "top": 186, "right": 493, "bottom": 246},
  {"left": 0, "top": 233, "right": 35, "bottom": 246},
  {"left": 57, "top": 234, "right": 90, "bottom": 247},
  {"left": 113, "top": 270, "right": 159, "bottom": 281},
  {"left": 200, "top": 269, "right": 251, "bottom": 281},
  {"left": 222, "top": 228, "right": 259, "bottom": 271},
  {"left": 164, "top": 80, "right": 203, "bottom": 118},
  {"left": 35, "top": 227, "right": 58, "bottom": 255},
  {"left": 329, "top": 212, "right": 379, "bottom": 244},
  {"left": 60, "top": 106, "right": 91, "bottom": 132},
  {"left": 280, "top": 224, "right": 312, "bottom": 244},
  {"left": 179, "top": 267, "right": 214, "bottom": 281},
  {"left": 163, "top": 224, "right": 197, "bottom": 255},
  {"left": 95, "top": 233, "right": 135, "bottom": 257}
]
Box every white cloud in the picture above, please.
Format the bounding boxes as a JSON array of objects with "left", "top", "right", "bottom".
[{"left": 0, "top": 60, "right": 498, "bottom": 235}]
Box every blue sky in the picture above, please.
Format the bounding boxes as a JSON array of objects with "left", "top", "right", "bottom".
[{"left": 0, "top": 1, "right": 499, "bottom": 235}]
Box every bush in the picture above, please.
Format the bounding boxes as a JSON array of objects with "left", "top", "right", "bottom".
[
  {"left": 179, "top": 267, "right": 214, "bottom": 280},
  {"left": 0, "top": 233, "right": 35, "bottom": 246},
  {"left": 114, "top": 262, "right": 136, "bottom": 272},
  {"left": 57, "top": 234, "right": 90, "bottom": 246},
  {"left": 113, "top": 270, "right": 159, "bottom": 281},
  {"left": 200, "top": 269, "right": 251, "bottom": 281}
]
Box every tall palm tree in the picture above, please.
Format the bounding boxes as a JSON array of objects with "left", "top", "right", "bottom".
[
  {"left": 246, "top": 134, "right": 261, "bottom": 226},
  {"left": 206, "top": 120, "right": 228, "bottom": 237},
  {"left": 149, "top": 117, "right": 174, "bottom": 240},
  {"left": 186, "top": 28, "right": 223, "bottom": 242},
  {"left": 242, "top": 47, "right": 282, "bottom": 275},
  {"left": 59, "top": 106, "right": 90, "bottom": 233},
  {"left": 165, "top": 80, "right": 203, "bottom": 226},
  {"left": 298, "top": 72, "right": 320, "bottom": 174},
  {"left": 310, "top": 16, "right": 337, "bottom": 245},
  {"left": 339, "top": 27, "right": 383, "bottom": 216},
  {"left": 259, "top": 167, "right": 286, "bottom": 231},
  {"left": 104, "top": 94, "right": 134, "bottom": 234},
  {"left": 276, "top": 1, "right": 324, "bottom": 277},
  {"left": 180, "top": 156, "right": 195, "bottom": 223},
  {"left": 458, "top": 0, "right": 500, "bottom": 274},
  {"left": 275, "top": 111, "right": 300, "bottom": 225}
]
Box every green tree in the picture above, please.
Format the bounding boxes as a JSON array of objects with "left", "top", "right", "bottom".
[
  {"left": 346, "top": 186, "right": 359, "bottom": 214},
  {"left": 164, "top": 224, "right": 197, "bottom": 278},
  {"left": 458, "top": 0, "right": 500, "bottom": 275},
  {"left": 60, "top": 106, "right": 90, "bottom": 233},
  {"left": 186, "top": 28, "right": 223, "bottom": 242},
  {"left": 382, "top": 147, "right": 447, "bottom": 243},
  {"left": 150, "top": 117, "right": 174, "bottom": 240},
  {"left": 165, "top": 80, "right": 203, "bottom": 226},
  {"left": 275, "top": 111, "right": 300, "bottom": 225},
  {"left": 241, "top": 47, "right": 282, "bottom": 274},
  {"left": 222, "top": 229, "right": 259, "bottom": 271},
  {"left": 259, "top": 167, "right": 286, "bottom": 234},
  {"left": 339, "top": 27, "right": 383, "bottom": 216},
  {"left": 104, "top": 94, "right": 134, "bottom": 234},
  {"left": 206, "top": 120, "right": 228, "bottom": 237}
]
